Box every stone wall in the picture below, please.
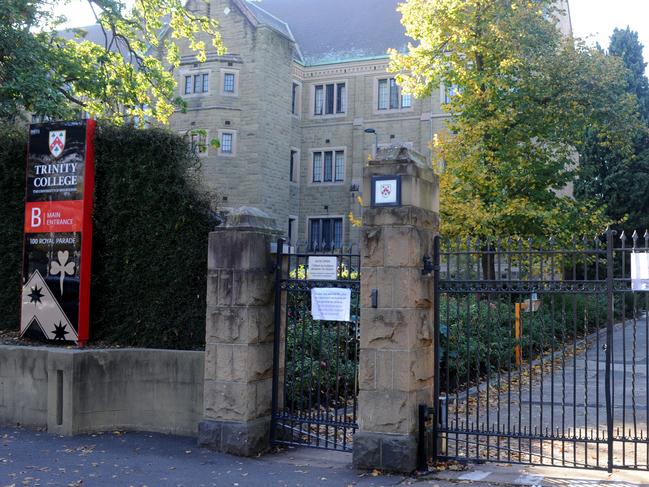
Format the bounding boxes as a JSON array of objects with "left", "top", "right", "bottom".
[{"left": 0, "top": 346, "right": 204, "bottom": 437}]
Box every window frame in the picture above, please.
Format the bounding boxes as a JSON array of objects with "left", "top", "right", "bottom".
[
  {"left": 307, "top": 216, "right": 345, "bottom": 251},
  {"left": 311, "top": 80, "right": 348, "bottom": 118},
  {"left": 181, "top": 70, "right": 211, "bottom": 97},
  {"left": 217, "top": 129, "right": 237, "bottom": 157},
  {"left": 374, "top": 76, "right": 413, "bottom": 113},
  {"left": 181, "top": 129, "right": 209, "bottom": 157},
  {"left": 289, "top": 147, "right": 300, "bottom": 184},
  {"left": 309, "top": 147, "right": 346, "bottom": 185},
  {"left": 287, "top": 216, "right": 298, "bottom": 245},
  {"left": 219, "top": 68, "right": 239, "bottom": 97},
  {"left": 291, "top": 80, "right": 302, "bottom": 118}
]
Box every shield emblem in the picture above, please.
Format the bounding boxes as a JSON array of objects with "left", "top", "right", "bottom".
[
  {"left": 49, "top": 130, "right": 66, "bottom": 158},
  {"left": 381, "top": 184, "right": 392, "bottom": 198}
]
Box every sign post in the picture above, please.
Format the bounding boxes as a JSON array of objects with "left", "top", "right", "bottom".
[{"left": 20, "top": 120, "right": 96, "bottom": 346}]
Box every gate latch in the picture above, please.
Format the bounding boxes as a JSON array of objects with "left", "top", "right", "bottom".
[{"left": 422, "top": 255, "right": 435, "bottom": 276}]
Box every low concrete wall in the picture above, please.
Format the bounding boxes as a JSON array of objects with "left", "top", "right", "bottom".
[{"left": 0, "top": 345, "right": 203, "bottom": 437}]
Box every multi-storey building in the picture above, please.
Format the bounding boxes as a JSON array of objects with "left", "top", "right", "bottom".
[
  {"left": 61, "top": 1, "right": 571, "bottom": 249},
  {"left": 168, "top": 0, "right": 454, "bottom": 250},
  {"left": 167, "top": 0, "right": 571, "bottom": 250}
]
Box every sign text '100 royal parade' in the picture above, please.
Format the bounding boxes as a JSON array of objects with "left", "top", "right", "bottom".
[{"left": 20, "top": 120, "right": 96, "bottom": 346}]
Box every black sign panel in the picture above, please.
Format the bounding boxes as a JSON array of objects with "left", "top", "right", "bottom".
[{"left": 20, "top": 120, "right": 96, "bottom": 344}]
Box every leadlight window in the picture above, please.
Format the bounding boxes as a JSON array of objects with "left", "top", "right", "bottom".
[
  {"left": 291, "top": 82, "right": 299, "bottom": 115},
  {"left": 312, "top": 150, "right": 345, "bottom": 183},
  {"left": 314, "top": 82, "right": 346, "bottom": 116},
  {"left": 187, "top": 130, "right": 207, "bottom": 155},
  {"left": 290, "top": 149, "right": 298, "bottom": 182},
  {"left": 184, "top": 73, "right": 209, "bottom": 95},
  {"left": 223, "top": 73, "right": 235, "bottom": 93},
  {"left": 220, "top": 133, "right": 233, "bottom": 153},
  {"left": 377, "top": 77, "right": 411, "bottom": 110},
  {"left": 309, "top": 218, "right": 343, "bottom": 251}
]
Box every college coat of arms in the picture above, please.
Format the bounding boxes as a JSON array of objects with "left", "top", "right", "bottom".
[
  {"left": 380, "top": 183, "right": 392, "bottom": 198},
  {"left": 49, "top": 130, "right": 66, "bottom": 158}
]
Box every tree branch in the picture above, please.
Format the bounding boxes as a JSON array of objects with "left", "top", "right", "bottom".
[{"left": 57, "top": 87, "right": 87, "bottom": 107}]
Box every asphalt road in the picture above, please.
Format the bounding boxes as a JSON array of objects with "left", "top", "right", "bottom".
[{"left": 0, "top": 427, "right": 411, "bottom": 487}]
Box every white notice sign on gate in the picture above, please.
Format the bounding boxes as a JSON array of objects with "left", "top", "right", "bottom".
[
  {"left": 631, "top": 252, "right": 649, "bottom": 291},
  {"left": 311, "top": 288, "right": 351, "bottom": 322},
  {"left": 307, "top": 256, "right": 338, "bottom": 280}
]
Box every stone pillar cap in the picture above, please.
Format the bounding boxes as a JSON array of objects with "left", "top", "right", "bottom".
[
  {"left": 223, "top": 207, "right": 279, "bottom": 232},
  {"left": 370, "top": 146, "right": 428, "bottom": 168}
]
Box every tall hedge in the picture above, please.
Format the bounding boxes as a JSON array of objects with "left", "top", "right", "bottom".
[
  {"left": 0, "top": 125, "right": 27, "bottom": 331},
  {"left": 0, "top": 123, "right": 217, "bottom": 349}
]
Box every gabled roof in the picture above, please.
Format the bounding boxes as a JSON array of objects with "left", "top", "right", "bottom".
[{"left": 245, "top": 0, "right": 409, "bottom": 65}]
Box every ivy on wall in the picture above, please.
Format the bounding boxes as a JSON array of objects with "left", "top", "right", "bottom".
[{"left": 0, "top": 123, "right": 218, "bottom": 349}]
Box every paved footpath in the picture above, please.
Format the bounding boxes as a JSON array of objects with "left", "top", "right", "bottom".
[
  {"left": 2, "top": 426, "right": 648, "bottom": 486},
  {"left": 0, "top": 427, "right": 482, "bottom": 487}
]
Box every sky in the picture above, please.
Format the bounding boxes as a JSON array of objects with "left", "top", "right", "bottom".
[{"left": 58, "top": 0, "right": 649, "bottom": 61}]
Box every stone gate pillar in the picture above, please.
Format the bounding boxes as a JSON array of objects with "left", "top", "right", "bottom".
[
  {"left": 353, "top": 149, "right": 440, "bottom": 472},
  {"left": 198, "top": 207, "right": 280, "bottom": 456}
]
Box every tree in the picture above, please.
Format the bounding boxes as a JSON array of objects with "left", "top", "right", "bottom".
[
  {"left": 575, "top": 27, "right": 649, "bottom": 232},
  {"left": 389, "top": 0, "right": 640, "bottom": 244},
  {"left": 0, "top": 0, "right": 223, "bottom": 123},
  {"left": 609, "top": 27, "right": 649, "bottom": 121}
]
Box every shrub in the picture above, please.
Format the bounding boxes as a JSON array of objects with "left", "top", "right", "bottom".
[
  {"left": 91, "top": 124, "right": 217, "bottom": 348},
  {"left": 439, "top": 293, "right": 610, "bottom": 391},
  {"left": 284, "top": 266, "right": 360, "bottom": 409},
  {"left": 0, "top": 124, "right": 27, "bottom": 330},
  {"left": 0, "top": 122, "right": 217, "bottom": 349}
]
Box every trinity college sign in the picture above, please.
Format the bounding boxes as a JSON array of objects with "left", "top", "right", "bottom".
[{"left": 20, "top": 120, "right": 96, "bottom": 345}]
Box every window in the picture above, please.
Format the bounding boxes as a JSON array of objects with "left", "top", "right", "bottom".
[
  {"left": 184, "top": 130, "right": 208, "bottom": 156},
  {"left": 31, "top": 115, "right": 51, "bottom": 123},
  {"left": 223, "top": 73, "right": 235, "bottom": 93},
  {"left": 184, "top": 73, "right": 209, "bottom": 95},
  {"left": 309, "top": 218, "right": 343, "bottom": 251},
  {"left": 220, "top": 69, "right": 239, "bottom": 96},
  {"left": 221, "top": 133, "right": 233, "bottom": 153},
  {"left": 444, "top": 84, "right": 460, "bottom": 104},
  {"left": 314, "top": 85, "right": 324, "bottom": 115},
  {"left": 291, "top": 82, "right": 300, "bottom": 115},
  {"left": 218, "top": 130, "right": 236, "bottom": 156},
  {"left": 312, "top": 150, "right": 344, "bottom": 183},
  {"left": 313, "top": 82, "right": 346, "bottom": 116},
  {"left": 288, "top": 217, "right": 297, "bottom": 244},
  {"left": 290, "top": 149, "right": 299, "bottom": 182},
  {"left": 377, "top": 77, "right": 411, "bottom": 110}
]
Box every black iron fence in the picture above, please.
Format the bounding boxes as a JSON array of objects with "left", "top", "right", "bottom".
[
  {"left": 270, "top": 240, "right": 360, "bottom": 451},
  {"left": 422, "top": 231, "right": 649, "bottom": 472}
]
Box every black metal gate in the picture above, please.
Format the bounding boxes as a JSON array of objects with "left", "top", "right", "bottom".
[
  {"left": 426, "top": 231, "right": 649, "bottom": 471},
  {"left": 270, "top": 240, "right": 360, "bottom": 451}
]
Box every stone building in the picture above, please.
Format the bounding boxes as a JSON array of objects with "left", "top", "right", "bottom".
[{"left": 168, "top": 0, "right": 453, "bottom": 250}]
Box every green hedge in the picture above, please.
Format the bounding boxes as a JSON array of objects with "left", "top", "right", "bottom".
[
  {"left": 0, "top": 125, "right": 27, "bottom": 330},
  {"left": 0, "top": 123, "right": 217, "bottom": 349}
]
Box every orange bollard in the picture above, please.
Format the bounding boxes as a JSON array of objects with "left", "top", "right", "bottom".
[{"left": 515, "top": 303, "right": 522, "bottom": 367}]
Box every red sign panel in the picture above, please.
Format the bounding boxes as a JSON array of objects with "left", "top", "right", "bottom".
[{"left": 24, "top": 201, "right": 84, "bottom": 233}]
